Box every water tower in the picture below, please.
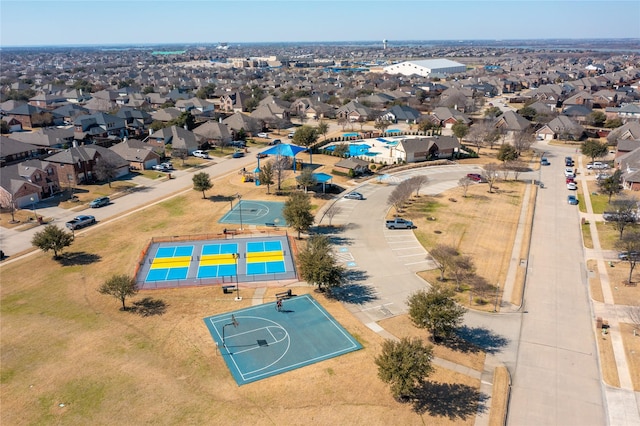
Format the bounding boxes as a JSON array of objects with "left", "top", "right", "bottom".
[{"left": 383, "top": 39, "right": 388, "bottom": 50}]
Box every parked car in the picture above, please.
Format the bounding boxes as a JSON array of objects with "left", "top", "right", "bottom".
[
  {"left": 192, "top": 150, "right": 210, "bottom": 159},
  {"left": 466, "top": 173, "right": 485, "bottom": 182},
  {"left": 256, "top": 153, "right": 268, "bottom": 159},
  {"left": 344, "top": 191, "right": 364, "bottom": 200},
  {"left": 257, "top": 132, "right": 269, "bottom": 138},
  {"left": 596, "top": 172, "right": 610, "bottom": 180},
  {"left": 566, "top": 177, "right": 575, "bottom": 184},
  {"left": 232, "top": 150, "right": 244, "bottom": 158},
  {"left": 565, "top": 156, "right": 574, "bottom": 166},
  {"left": 567, "top": 195, "right": 579, "bottom": 205},
  {"left": 618, "top": 251, "right": 640, "bottom": 261},
  {"left": 89, "top": 196, "right": 110, "bottom": 208},
  {"left": 567, "top": 182, "right": 578, "bottom": 190},
  {"left": 288, "top": 131, "right": 295, "bottom": 139},
  {"left": 586, "top": 161, "right": 608, "bottom": 170},
  {"left": 230, "top": 140, "right": 246, "bottom": 148},
  {"left": 269, "top": 139, "right": 281, "bottom": 145},
  {"left": 540, "top": 158, "right": 550, "bottom": 166},
  {"left": 152, "top": 162, "right": 173, "bottom": 171},
  {"left": 65, "top": 215, "right": 96, "bottom": 230},
  {"left": 564, "top": 168, "right": 575, "bottom": 177}
]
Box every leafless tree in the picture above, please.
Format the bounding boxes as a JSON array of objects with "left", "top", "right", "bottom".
[
  {"left": 468, "top": 274, "right": 495, "bottom": 300},
  {"left": 467, "top": 123, "right": 487, "bottom": 154},
  {"left": 615, "top": 230, "right": 640, "bottom": 285},
  {"left": 609, "top": 198, "right": 638, "bottom": 239},
  {"left": 499, "top": 163, "right": 511, "bottom": 181},
  {"left": 451, "top": 254, "right": 476, "bottom": 291},
  {"left": 325, "top": 204, "right": 342, "bottom": 227},
  {"left": 405, "top": 175, "right": 429, "bottom": 197},
  {"left": 429, "top": 244, "right": 459, "bottom": 281},
  {"left": 0, "top": 191, "right": 18, "bottom": 223},
  {"left": 337, "top": 116, "right": 348, "bottom": 131},
  {"left": 506, "top": 160, "right": 528, "bottom": 181},
  {"left": 458, "top": 177, "right": 472, "bottom": 197},
  {"left": 482, "top": 163, "right": 500, "bottom": 193},
  {"left": 513, "top": 130, "right": 535, "bottom": 155},
  {"left": 273, "top": 155, "right": 291, "bottom": 191},
  {"left": 387, "top": 183, "right": 412, "bottom": 214}
]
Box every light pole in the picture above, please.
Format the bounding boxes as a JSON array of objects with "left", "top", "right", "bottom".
[
  {"left": 494, "top": 283, "right": 500, "bottom": 312},
  {"left": 236, "top": 193, "right": 243, "bottom": 230},
  {"left": 30, "top": 196, "right": 38, "bottom": 221},
  {"left": 232, "top": 253, "right": 241, "bottom": 301}
]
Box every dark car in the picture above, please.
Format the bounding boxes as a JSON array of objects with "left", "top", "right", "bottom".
[
  {"left": 256, "top": 152, "right": 268, "bottom": 159},
  {"left": 567, "top": 195, "right": 579, "bottom": 205},
  {"left": 232, "top": 150, "right": 244, "bottom": 158},
  {"left": 89, "top": 196, "right": 110, "bottom": 208},
  {"left": 466, "top": 173, "right": 485, "bottom": 182},
  {"left": 269, "top": 139, "right": 281, "bottom": 145},
  {"left": 618, "top": 251, "right": 640, "bottom": 261},
  {"left": 541, "top": 157, "right": 550, "bottom": 166}
]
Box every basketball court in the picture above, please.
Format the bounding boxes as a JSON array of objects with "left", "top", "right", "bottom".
[
  {"left": 203, "top": 294, "right": 362, "bottom": 385},
  {"left": 219, "top": 200, "right": 286, "bottom": 227}
]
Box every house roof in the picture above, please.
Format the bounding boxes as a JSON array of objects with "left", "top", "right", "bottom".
[
  {"left": 335, "top": 157, "right": 369, "bottom": 169},
  {"left": 8, "top": 127, "right": 74, "bottom": 148},
  {"left": 385, "top": 105, "right": 421, "bottom": 121},
  {"left": 0, "top": 136, "right": 41, "bottom": 157},
  {"left": 46, "top": 144, "right": 128, "bottom": 167},
  {"left": 193, "top": 120, "right": 232, "bottom": 141},
  {"left": 109, "top": 139, "right": 160, "bottom": 162}
]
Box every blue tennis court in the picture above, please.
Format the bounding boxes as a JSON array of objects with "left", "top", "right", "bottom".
[
  {"left": 145, "top": 245, "right": 194, "bottom": 282},
  {"left": 246, "top": 240, "right": 286, "bottom": 275},
  {"left": 203, "top": 294, "right": 362, "bottom": 385},
  {"left": 197, "top": 243, "right": 239, "bottom": 279}
]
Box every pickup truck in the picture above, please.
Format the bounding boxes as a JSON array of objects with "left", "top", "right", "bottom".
[
  {"left": 385, "top": 218, "right": 414, "bottom": 229},
  {"left": 65, "top": 215, "right": 96, "bottom": 230}
]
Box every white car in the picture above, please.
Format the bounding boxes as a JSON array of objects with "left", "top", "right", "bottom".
[
  {"left": 564, "top": 168, "right": 575, "bottom": 177},
  {"left": 567, "top": 182, "right": 578, "bottom": 190},
  {"left": 192, "top": 150, "right": 210, "bottom": 159},
  {"left": 257, "top": 132, "right": 269, "bottom": 138},
  {"left": 586, "top": 161, "right": 608, "bottom": 170}
]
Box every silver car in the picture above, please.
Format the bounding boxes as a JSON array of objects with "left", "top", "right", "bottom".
[{"left": 344, "top": 192, "right": 364, "bottom": 200}]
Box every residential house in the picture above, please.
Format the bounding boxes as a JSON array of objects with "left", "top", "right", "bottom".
[
  {"left": 8, "top": 127, "right": 75, "bottom": 150},
  {"left": 28, "top": 92, "right": 67, "bottom": 109},
  {"left": 0, "top": 166, "right": 43, "bottom": 209},
  {"left": 607, "top": 121, "right": 640, "bottom": 145},
  {"left": 192, "top": 120, "right": 233, "bottom": 148},
  {"left": 336, "top": 100, "right": 375, "bottom": 122},
  {"left": 614, "top": 147, "right": 640, "bottom": 191},
  {"left": 0, "top": 136, "right": 45, "bottom": 166},
  {"left": 333, "top": 157, "right": 370, "bottom": 176},
  {"left": 46, "top": 145, "right": 129, "bottom": 187},
  {"left": 561, "top": 104, "right": 592, "bottom": 124},
  {"left": 222, "top": 113, "right": 261, "bottom": 136},
  {"left": 109, "top": 138, "right": 161, "bottom": 170},
  {"left": 536, "top": 116, "right": 585, "bottom": 141},
  {"left": 605, "top": 103, "right": 640, "bottom": 121},
  {"left": 73, "top": 112, "right": 127, "bottom": 140},
  {"left": 116, "top": 106, "right": 152, "bottom": 137},
  {"left": 430, "top": 106, "right": 470, "bottom": 129},
  {"left": 616, "top": 139, "right": 640, "bottom": 157},
  {"left": 148, "top": 126, "right": 199, "bottom": 155},
  {"left": 290, "top": 97, "right": 334, "bottom": 120},
  {"left": 175, "top": 97, "right": 215, "bottom": 115},
  {"left": 4, "top": 104, "right": 49, "bottom": 128},
  {"left": 381, "top": 105, "right": 422, "bottom": 124},
  {"left": 150, "top": 107, "right": 182, "bottom": 123},
  {"left": 52, "top": 104, "right": 90, "bottom": 124},
  {"left": 1, "top": 117, "right": 23, "bottom": 133},
  {"left": 392, "top": 135, "right": 460, "bottom": 163},
  {"left": 220, "top": 91, "right": 251, "bottom": 113},
  {"left": 494, "top": 110, "right": 531, "bottom": 136}
]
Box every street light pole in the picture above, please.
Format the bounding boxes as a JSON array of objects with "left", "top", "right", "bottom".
[
  {"left": 237, "top": 193, "right": 243, "bottom": 230},
  {"left": 30, "top": 196, "right": 38, "bottom": 221},
  {"left": 494, "top": 283, "right": 500, "bottom": 312},
  {"left": 232, "top": 253, "right": 241, "bottom": 301}
]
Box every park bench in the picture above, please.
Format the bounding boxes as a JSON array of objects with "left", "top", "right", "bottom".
[
  {"left": 265, "top": 222, "right": 276, "bottom": 227},
  {"left": 275, "top": 289, "right": 292, "bottom": 299}
]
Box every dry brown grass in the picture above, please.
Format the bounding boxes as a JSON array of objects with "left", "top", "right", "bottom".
[
  {"left": 488, "top": 366, "right": 510, "bottom": 426},
  {"left": 596, "top": 326, "right": 621, "bottom": 388},
  {"left": 408, "top": 180, "right": 525, "bottom": 311},
  {"left": 1, "top": 156, "right": 484, "bottom": 426},
  {"left": 620, "top": 323, "right": 640, "bottom": 391},
  {"left": 378, "top": 315, "right": 485, "bottom": 371},
  {"left": 605, "top": 261, "right": 640, "bottom": 306},
  {"left": 587, "top": 260, "right": 605, "bottom": 303}
]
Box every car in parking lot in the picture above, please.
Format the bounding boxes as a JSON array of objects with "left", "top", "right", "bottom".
[
  {"left": 257, "top": 132, "right": 269, "bottom": 138},
  {"left": 564, "top": 168, "right": 575, "bottom": 177},
  {"left": 256, "top": 152, "right": 268, "bottom": 159},
  {"left": 344, "top": 191, "right": 364, "bottom": 200},
  {"left": 89, "top": 196, "right": 110, "bottom": 208},
  {"left": 288, "top": 132, "right": 295, "bottom": 138},
  {"left": 232, "top": 150, "right": 244, "bottom": 158},
  {"left": 567, "top": 195, "right": 579, "bottom": 205},
  {"left": 466, "top": 173, "right": 485, "bottom": 182},
  {"left": 230, "top": 140, "right": 246, "bottom": 148},
  {"left": 566, "top": 182, "right": 578, "bottom": 190},
  {"left": 565, "top": 156, "right": 574, "bottom": 166},
  {"left": 540, "top": 157, "right": 550, "bottom": 166},
  {"left": 192, "top": 150, "right": 210, "bottom": 159},
  {"left": 566, "top": 177, "right": 575, "bottom": 184},
  {"left": 269, "top": 139, "right": 281, "bottom": 145}
]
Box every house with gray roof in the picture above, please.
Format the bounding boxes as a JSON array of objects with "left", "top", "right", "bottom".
[
  {"left": 109, "top": 138, "right": 160, "bottom": 170},
  {"left": 193, "top": 120, "right": 233, "bottom": 148},
  {"left": 148, "top": 126, "right": 199, "bottom": 155},
  {"left": 0, "top": 136, "right": 45, "bottom": 166},
  {"left": 46, "top": 144, "right": 129, "bottom": 186},
  {"left": 8, "top": 127, "right": 74, "bottom": 149},
  {"left": 381, "top": 105, "right": 422, "bottom": 124},
  {"left": 73, "top": 112, "right": 126, "bottom": 140},
  {"left": 494, "top": 110, "right": 531, "bottom": 135},
  {"left": 393, "top": 135, "right": 460, "bottom": 163},
  {"left": 536, "top": 116, "right": 585, "bottom": 141}
]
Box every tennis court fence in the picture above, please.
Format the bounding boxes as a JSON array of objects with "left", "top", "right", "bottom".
[{"left": 137, "top": 270, "right": 298, "bottom": 289}]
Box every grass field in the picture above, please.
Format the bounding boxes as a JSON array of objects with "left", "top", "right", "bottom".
[{"left": 1, "top": 154, "right": 488, "bottom": 425}]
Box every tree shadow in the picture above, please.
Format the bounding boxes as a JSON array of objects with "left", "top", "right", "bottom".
[
  {"left": 130, "top": 297, "right": 167, "bottom": 317},
  {"left": 210, "top": 194, "right": 235, "bottom": 203},
  {"left": 57, "top": 251, "right": 102, "bottom": 266},
  {"left": 455, "top": 325, "right": 510, "bottom": 354},
  {"left": 328, "top": 283, "right": 378, "bottom": 304},
  {"left": 412, "top": 381, "right": 489, "bottom": 419}
]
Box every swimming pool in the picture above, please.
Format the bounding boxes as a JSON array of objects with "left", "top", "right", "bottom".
[
  {"left": 326, "top": 143, "right": 374, "bottom": 157},
  {"left": 343, "top": 132, "right": 360, "bottom": 137}
]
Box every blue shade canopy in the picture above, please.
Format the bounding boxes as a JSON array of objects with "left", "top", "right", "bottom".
[
  {"left": 261, "top": 143, "right": 307, "bottom": 157},
  {"left": 312, "top": 172, "right": 332, "bottom": 183}
]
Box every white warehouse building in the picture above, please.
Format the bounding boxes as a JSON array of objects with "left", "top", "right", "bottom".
[{"left": 383, "top": 59, "right": 466, "bottom": 77}]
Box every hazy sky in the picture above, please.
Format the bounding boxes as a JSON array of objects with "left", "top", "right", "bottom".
[{"left": 1, "top": 0, "right": 639, "bottom": 47}]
